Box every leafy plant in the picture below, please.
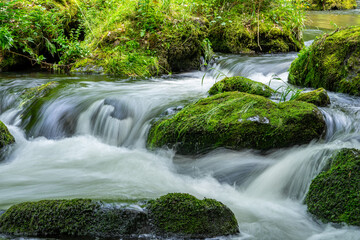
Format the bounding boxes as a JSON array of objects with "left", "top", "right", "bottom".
[
  {"left": 270, "top": 74, "right": 303, "bottom": 102},
  {"left": 0, "top": 27, "right": 14, "bottom": 50}
]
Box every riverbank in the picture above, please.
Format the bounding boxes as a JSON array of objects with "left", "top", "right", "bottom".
[{"left": 0, "top": 0, "right": 305, "bottom": 77}]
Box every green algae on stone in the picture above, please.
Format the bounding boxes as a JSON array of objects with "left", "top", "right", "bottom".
[
  {"left": 0, "top": 194, "right": 239, "bottom": 238},
  {"left": 147, "top": 92, "right": 325, "bottom": 154},
  {"left": 20, "top": 81, "right": 59, "bottom": 108},
  {"left": 209, "top": 76, "right": 274, "bottom": 97},
  {"left": 288, "top": 26, "right": 360, "bottom": 95},
  {"left": 0, "top": 199, "right": 149, "bottom": 238},
  {"left": 306, "top": 0, "right": 357, "bottom": 10},
  {"left": 20, "top": 82, "right": 61, "bottom": 135},
  {"left": 295, "top": 88, "right": 330, "bottom": 107},
  {"left": 0, "top": 121, "right": 15, "bottom": 150},
  {"left": 147, "top": 193, "right": 239, "bottom": 238},
  {"left": 209, "top": 18, "right": 303, "bottom": 54},
  {"left": 306, "top": 148, "right": 360, "bottom": 226}
]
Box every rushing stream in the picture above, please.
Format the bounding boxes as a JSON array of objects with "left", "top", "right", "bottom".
[{"left": 1, "top": 10, "right": 360, "bottom": 240}]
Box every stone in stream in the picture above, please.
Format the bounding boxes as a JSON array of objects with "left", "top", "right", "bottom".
[
  {"left": 0, "top": 121, "right": 15, "bottom": 150},
  {"left": 147, "top": 92, "right": 326, "bottom": 155},
  {"left": 306, "top": 148, "right": 360, "bottom": 226},
  {"left": 0, "top": 193, "right": 239, "bottom": 238},
  {"left": 288, "top": 26, "right": 360, "bottom": 96},
  {"left": 208, "top": 76, "right": 274, "bottom": 97},
  {"left": 147, "top": 193, "right": 239, "bottom": 238},
  {"left": 295, "top": 88, "right": 330, "bottom": 107}
]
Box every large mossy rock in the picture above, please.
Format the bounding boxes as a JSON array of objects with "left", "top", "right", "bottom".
[
  {"left": 210, "top": 19, "right": 303, "bottom": 54},
  {"left": 0, "top": 193, "right": 239, "bottom": 238},
  {"left": 0, "top": 199, "right": 149, "bottom": 238},
  {"left": 306, "top": 148, "right": 360, "bottom": 226},
  {"left": 288, "top": 26, "right": 360, "bottom": 95},
  {"left": 306, "top": 0, "right": 357, "bottom": 10},
  {"left": 0, "top": 121, "right": 15, "bottom": 150},
  {"left": 147, "top": 92, "right": 326, "bottom": 154},
  {"left": 147, "top": 193, "right": 239, "bottom": 238},
  {"left": 295, "top": 88, "right": 330, "bottom": 107},
  {"left": 208, "top": 76, "right": 274, "bottom": 97}
]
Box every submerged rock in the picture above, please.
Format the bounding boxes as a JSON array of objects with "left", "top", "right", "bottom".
[
  {"left": 148, "top": 193, "right": 239, "bottom": 238},
  {"left": 20, "top": 81, "right": 59, "bottom": 108},
  {"left": 288, "top": 26, "right": 360, "bottom": 95},
  {"left": 20, "top": 81, "right": 63, "bottom": 136},
  {"left": 295, "top": 88, "right": 330, "bottom": 107},
  {"left": 306, "top": 148, "right": 360, "bottom": 226},
  {"left": 208, "top": 76, "right": 274, "bottom": 97},
  {"left": 147, "top": 92, "right": 326, "bottom": 154},
  {"left": 0, "top": 194, "right": 239, "bottom": 239},
  {"left": 305, "top": 0, "right": 357, "bottom": 10},
  {"left": 0, "top": 121, "right": 15, "bottom": 150}
]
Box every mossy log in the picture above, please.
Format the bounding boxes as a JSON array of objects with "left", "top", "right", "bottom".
[{"left": 288, "top": 26, "right": 360, "bottom": 95}]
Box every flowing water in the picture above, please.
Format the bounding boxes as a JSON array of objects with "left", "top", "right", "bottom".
[{"left": 1, "top": 10, "right": 360, "bottom": 240}]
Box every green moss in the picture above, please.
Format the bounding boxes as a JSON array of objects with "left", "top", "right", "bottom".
[
  {"left": 20, "top": 82, "right": 59, "bottom": 108},
  {"left": 295, "top": 88, "right": 330, "bottom": 107},
  {"left": 0, "top": 121, "right": 15, "bottom": 150},
  {"left": 0, "top": 0, "right": 80, "bottom": 70},
  {"left": 288, "top": 26, "right": 360, "bottom": 95},
  {"left": 147, "top": 92, "right": 325, "bottom": 154},
  {"left": 0, "top": 199, "right": 149, "bottom": 237},
  {"left": 0, "top": 195, "right": 239, "bottom": 238},
  {"left": 147, "top": 193, "right": 239, "bottom": 238},
  {"left": 306, "top": 148, "right": 360, "bottom": 226},
  {"left": 306, "top": 0, "right": 357, "bottom": 10},
  {"left": 210, "top": 13, "right": 304, "bottom": 54},
  {"left": 209, "top": 76, "right": 274, "bottom": 97},
  {"left": 19, "top": 82, "right": 63, "bottom": 135}
]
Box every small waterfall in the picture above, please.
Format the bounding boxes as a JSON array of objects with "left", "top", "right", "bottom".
[{"left": 76, "top": 97, "right": 151, "bottom": 148}]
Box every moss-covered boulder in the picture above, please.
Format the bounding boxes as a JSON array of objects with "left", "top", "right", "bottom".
[
  {"left": 147, "top": 193, "right": 239, "bottom": 238},
  {"left": 295, "top": 88, "right": 330, "bottom": 107},
  {"left": 0, "top": 194, "right": 239, "bottom": 238},
  {"left": 306, "top": 0, "right": 357, "bottom": 10},
  {"left": 288, "top": 26, "right": 360, "bottom": 95},
  {"left": 0, "top": 199, "right": 149, "bottom": 238},
  {"left": 210, "top": 18, "right": 303, "bottom": 54},
  {"left": 209, "top": 76, "right": 274, "bottom": 97},
  {"left": 147, "top": 92, "right": 325, "bottom": 154},
  {"left": 306, "top": 148, "right": 360, "bottom": 226},
  {"left": 0, "top": 121, "right": 15, "bottom": 150}
]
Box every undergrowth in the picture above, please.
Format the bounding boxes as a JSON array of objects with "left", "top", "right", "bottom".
[{"left": 0, "top": 0, "right": 306, "bottom": 76}]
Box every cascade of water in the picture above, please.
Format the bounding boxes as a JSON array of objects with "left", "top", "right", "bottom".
[{"left": 1, "top": 45, "right": 360, "bottom": 239}]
